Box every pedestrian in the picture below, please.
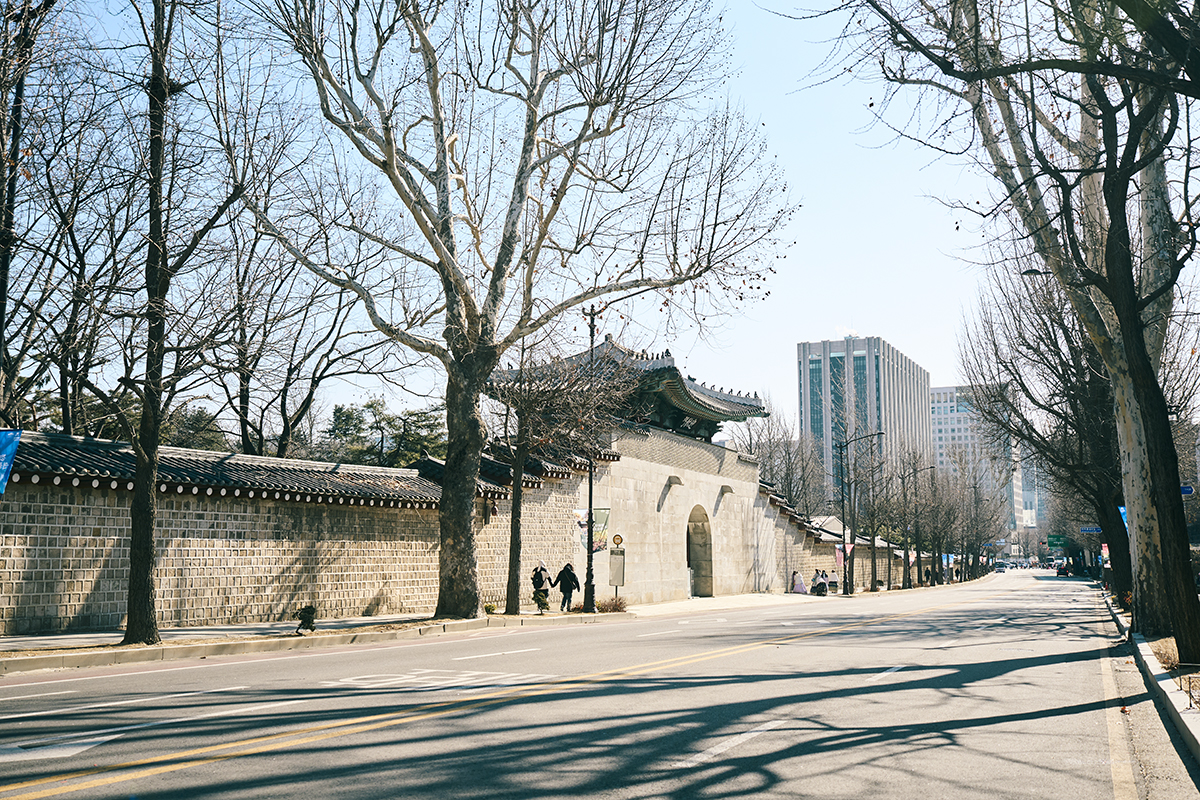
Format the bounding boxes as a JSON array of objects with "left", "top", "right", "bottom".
[
  {"left": 531, "top": 560, "right": 552, "bottom": 613},
  {"left": 811, "top": 569, "right": 823, "bottom": 596},
  {"left": 925, "top": 567, "right": 932, "bottom": 585},
  {"left": 791, "top": 570, "right": 807, "bottom": 594},
  {"left": 825, "top": 569, "right": 837, "bottom": 593},
  {"left": 553, "top": 563, "right": 580, "bottom": 611}
]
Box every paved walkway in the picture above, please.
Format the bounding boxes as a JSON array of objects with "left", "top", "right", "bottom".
[{"left": 0, "top": 591, "right": 829, "bottom": 653}]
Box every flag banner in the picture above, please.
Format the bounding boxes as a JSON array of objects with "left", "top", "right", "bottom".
[
  {"left": 0, "top": 430, "right": 19, "bottom": 495},
  {"left": 846, "top": 544, "right": 855, "bottom": 557},
  {"left": 834, "top": 545, "right": 844, "bottom": 569}
]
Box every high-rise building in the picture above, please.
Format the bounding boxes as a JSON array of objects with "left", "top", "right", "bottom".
[
  {"left": 798, "top": 337, "right": 932, "bottom": 493},
  {"left": 931, "top": 384, "right": 1023, "bottom": 530}
]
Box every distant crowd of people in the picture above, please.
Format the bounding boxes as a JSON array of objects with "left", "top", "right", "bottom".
[{"left": 790, "top": 569, "right": 838, "bottom": 596}]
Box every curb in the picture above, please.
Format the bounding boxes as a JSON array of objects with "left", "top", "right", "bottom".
[
  {"left": 1103, "top": 594, "right": 1200, "bottom": 764},
  {"left": 0, "top": 612, "right": 631, "bottom": 677}
]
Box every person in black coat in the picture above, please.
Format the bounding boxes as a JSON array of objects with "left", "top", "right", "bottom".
[{"left": 552, "top": 563, "right": 581, "bottom": 611}]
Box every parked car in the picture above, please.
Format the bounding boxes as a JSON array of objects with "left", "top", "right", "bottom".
[{"left": 1057, "top": 564, "right": 1071, "bottom": 577}]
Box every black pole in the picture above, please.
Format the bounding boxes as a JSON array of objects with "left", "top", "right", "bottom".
[{"left": 583, "top": 305, "right": 597, "bottom": 613}]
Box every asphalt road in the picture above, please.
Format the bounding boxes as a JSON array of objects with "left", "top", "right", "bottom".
[{"left": 1, "top": 571, "right": 1197, "bottom": 799}]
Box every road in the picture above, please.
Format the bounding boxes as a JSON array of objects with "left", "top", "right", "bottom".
[{"left": 0, "top": 571, "right": 1197, "bottom": 799}]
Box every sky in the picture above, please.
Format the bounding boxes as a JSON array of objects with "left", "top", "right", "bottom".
[{"left": 658, "top": 3, "right": 997, "bottom": 427}]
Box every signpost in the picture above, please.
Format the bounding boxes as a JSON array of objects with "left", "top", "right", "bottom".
[
  {"left": 1080, "top": 526, "right": 1102, "bottom": 534},
  {"left": 1183, "top": 485, "right": 1194, "bottom": 496},
  {"left": 609, "top": 546, "right": 625, "bottom": 600},
  {"left": 1047, "top": 534, "right": 1067, "bottom": 548}
]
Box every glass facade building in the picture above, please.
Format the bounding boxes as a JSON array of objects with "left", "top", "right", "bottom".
[{"left": 798, "top": 336, "right": 933, "bottom": 496}]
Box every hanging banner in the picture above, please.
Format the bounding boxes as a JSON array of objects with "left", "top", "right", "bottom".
[
  {"left": 846, "top": 544, "right": 855, "bottom": 557},
  {"left": 834, "top": 545, "right": 844, "bottom": 569},
  {"left": 909, "top": 551, "right": 917, "bottom": 565},
  {"left": 0, "top": 430, "right": 19, "bottom": 495}
]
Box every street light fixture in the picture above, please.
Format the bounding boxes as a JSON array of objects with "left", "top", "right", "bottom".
[{"left": 834, "top": 429, "right": 884, "bottom": 595}]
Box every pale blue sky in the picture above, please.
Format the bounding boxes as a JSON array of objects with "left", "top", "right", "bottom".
[{"left": 663, "top": 3, "right": 995, "bottom": 425}]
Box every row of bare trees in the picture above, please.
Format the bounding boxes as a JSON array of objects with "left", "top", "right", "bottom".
[
  {"left": 0, "top": 0, "right": 790, "bottom": 639},
  {"left": 731, "top": 404, "right": 1016, "bottom": 588},
  {"left": 815, "top": 0, "right": 1200, "bottom": 658}
]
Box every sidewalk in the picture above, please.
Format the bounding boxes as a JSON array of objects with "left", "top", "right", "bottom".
[{"left": 0, "top": 592, "right": 828, "bottom": 676}]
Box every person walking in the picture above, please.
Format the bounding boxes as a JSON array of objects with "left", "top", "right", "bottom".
[
  {"left": 531, "top": 561, "right": 552, "bottom": 613},
  {"left": 825, "top": 569, "right": 837, "bottom": 594},
  {"left": 813, "top": 569, "right": 826, "bottom": 597},
  {"left": 792, "top": 570, "right": 807, "bottom": 594},
  {"left": 553, "top": 563, "right": 580, "bottom": 611}
]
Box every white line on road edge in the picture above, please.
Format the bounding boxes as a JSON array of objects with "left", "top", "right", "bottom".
[
  {"left": 0, "top": 685, "right": 248, "bottom": 721},
  {"left": 452, "top": 648, "right": 540, "bottom": 661},
  {"left": 637, "top": 630, "right": 683, "bottom": 638},
  {"left": 0, "top": 690, "right": 75, "bottom": 702},
  {"left": 867, "top": 665, "right": 904, "bottom": 683},
  {"left": 671, "top": 719, "right": 784, "bottom": 768},
  {"left": 1101, "top": 655, "right": 1138, "bottom": 800},
  {"left": 941, "top": 639, "right": 960, "bottom": 648}
]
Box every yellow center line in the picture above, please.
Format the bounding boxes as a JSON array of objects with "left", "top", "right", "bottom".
[{"left": 0, "top": 589, "right": 1016, "bottom": 799}]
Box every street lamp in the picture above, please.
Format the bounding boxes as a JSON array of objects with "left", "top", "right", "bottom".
[{"left": 834, "top": 429, "right": 884, "bottom": 595}]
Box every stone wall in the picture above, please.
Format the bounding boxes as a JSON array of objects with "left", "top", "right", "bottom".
[
  {"left": 0, "top": 482, "right": 441, "bottom": 635},
  {"left": 0, "top": 428, "right": 830, "bottom": 635}
]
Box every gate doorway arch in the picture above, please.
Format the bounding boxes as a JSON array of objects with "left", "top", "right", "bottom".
[{"left": 687, "top": 505, "right": 713, "bottom": 597}]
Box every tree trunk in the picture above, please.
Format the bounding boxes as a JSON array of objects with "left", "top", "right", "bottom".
[
  {"left": 122, "top": 0, "right": 170, "bottom": 645},
  {"left": 434, "top": 368, "right": 486, "bottom": 618}
]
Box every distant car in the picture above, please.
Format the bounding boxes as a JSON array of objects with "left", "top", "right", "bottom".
[
  {"left": 1057, "top": 565, "right": 1071, "bottom": 577},
  {"left": 995, "top": 564, "right": 1007, "bottom": 573}
]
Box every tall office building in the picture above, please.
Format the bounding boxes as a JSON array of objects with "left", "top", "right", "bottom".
[
  {"left": 798, "top": 337, "right": 932, "bottom": 493},
  {"left": 931, "top": 384, "right": 1023, "bottom": 530}
]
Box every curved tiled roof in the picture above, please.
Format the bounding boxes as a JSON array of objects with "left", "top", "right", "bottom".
[
  {"left": 527, "top": 335, "right": 767, "bottom": 423},
  {"left": 8, "top": 431, "right": 444, "bottom": 507}
]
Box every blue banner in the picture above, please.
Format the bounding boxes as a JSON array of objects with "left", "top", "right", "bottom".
[{"left": 0, "top": 429, "right": 20, "bottom": 494}]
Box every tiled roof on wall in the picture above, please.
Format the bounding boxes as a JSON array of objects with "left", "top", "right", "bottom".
[{"left": 8, "top": 431, "right": 446, "bottom": 507}]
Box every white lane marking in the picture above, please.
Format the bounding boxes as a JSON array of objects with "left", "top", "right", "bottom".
[
  {"left": 321, "top": 669, "right": 556, "bottom": 693},
  {"left": 0, "top": 700, "right": 302, "bottom": 763},
  {"left": 816, "top": 620, "right": 831, "bottom": 625},
  {"left": 671, "top": 719, "right": 784, "bottom": 768},
  {"left": 941, "top": 639, "right": 960, "bottom": 648},
  {"left": 452, "top": 648, "right": 540, "bottom": 661},
  {"left": 4, "top": 631, "right": 541, "bottom": 688},
  {"left": 638, "top": 630, "right": 683, "bottom": 638},
  {"left": 867, "top": 665, "right": 903, "bottom": 683},
  {"left": 1, "top": 690, "right": 75, "bottom": 702},
  {"left": 0, "top": 686, "right": 247, "bottom": 721}
]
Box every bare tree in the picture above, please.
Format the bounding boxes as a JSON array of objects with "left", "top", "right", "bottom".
[
  {"left": 0, "top": 0, "right": 59, "bottom": 425},
  {"left": 485, "top": 329, "right": 639, "bottom": 615},
  {"left": 836, "top": 0, "right": 1200, "bottom": 658},
  {"left": 235, "top": 0, "right": 792, "bottom": 617},
  {"left": 727, "top": 399, "right": 829, "bottom": 518}
]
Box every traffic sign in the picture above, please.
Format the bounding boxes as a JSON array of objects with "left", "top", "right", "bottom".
[
  {"left": 612, "top": 534, "right": 623, "bottom": 546},
  {"left": 1184, "top": 486, "right": 1195, "bottom": 496},
  {"left": 1080, "top": 526, "right": 1102, "bottom": 533},
  {"left": 1047, "top": 534, "right": 1067, "bottom": 548}
]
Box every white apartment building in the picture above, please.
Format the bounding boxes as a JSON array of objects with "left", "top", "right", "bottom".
[{"left": 931, "top": 385, "right": 1023, "bottom": 530}]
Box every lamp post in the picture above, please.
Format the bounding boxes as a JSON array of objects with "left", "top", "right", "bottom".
[
  {"left": 899, "top": 464, "right": 935, "bottom": 589},
  {"left": 834, "top": 429, "right": 884, "bottom": 595},
  {"left": 583, "top": 305, "right": 598, "bottom": 613}
]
